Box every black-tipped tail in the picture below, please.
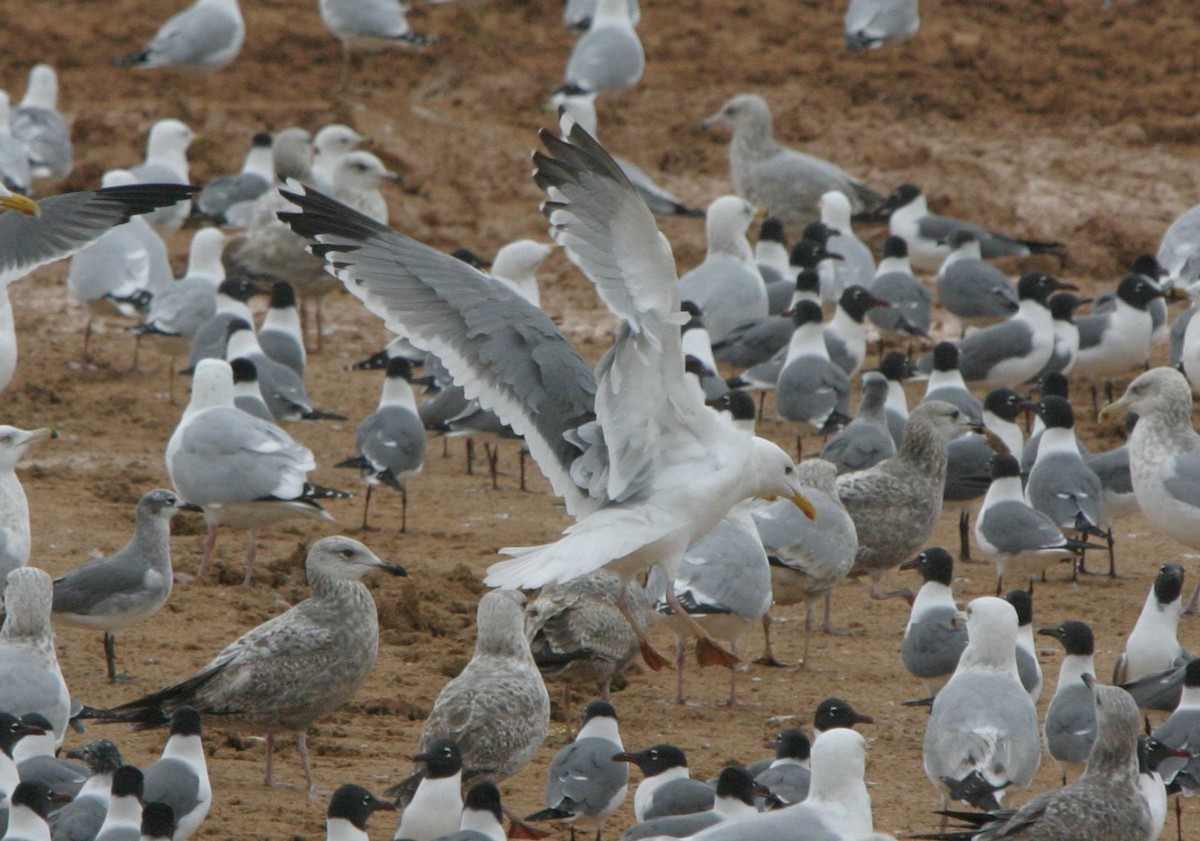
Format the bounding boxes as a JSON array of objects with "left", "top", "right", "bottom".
[{"left": 301, "top": 409, "right": 348, "bottom": 421}]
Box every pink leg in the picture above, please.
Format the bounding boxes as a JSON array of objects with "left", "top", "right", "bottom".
[
  {"left": 197, "top": 524, "right": 218, "bottom": 576},
  {"left": 616, "top": 587, "right": 669, "bottom": 671},
  {"left": 297, "top": 731, "right": 317, "bottom": 795},
  {"left": 243, "top": 528, "right": 258, "bottom": 587}
]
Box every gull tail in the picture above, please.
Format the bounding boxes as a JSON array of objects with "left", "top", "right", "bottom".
[
  {"left": 940, "top": 771, "right": 1008, "bottom": 811},
  {"left": 346, "top": 350, "right": 390, "bottom": 371},
  {"left": 525, "top": 806, "right": 574, "bottom": 823},
  {"left": 301, "top": 408, "right": 348, "bottom": 421},
  {"left": 112, "top": 49, "right": 151, "bottom": 68}
]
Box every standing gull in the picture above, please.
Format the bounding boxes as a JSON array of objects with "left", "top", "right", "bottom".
[
  {"left": 51, "top": 489, "right": 193, "bottom": 682},
  {"left": 184, "top": 276, "right": 262, "bottom": 372},
  {"left": 921, "top": 343, "right": 983, "bottom": 422},
  {"left": 0, "top": 427, "right": 55, "bottom": 597},
  {"left": 93, "top": 766, "right": 142, "bottom": 841},
  {"left": 1032, "top": 292, "right": 1084, "bottom": 381},
  {"left": 899, "top": 547, "right": 968, "bottom": 697},
  {"left": 0, "top": 714, "right": 48, "bottom": 835},
  {"left": 1112, "top": 563, "right": 1188, "bottom": 687},
  {"left": 310, "top": 125, "right": 364, "bottom": 192},
  {"left": 868, "top": 235, "right": 932, "bottom": 342},
  {"left": 137, "top": 229, "right": 228, "bottom": 358},
  {"left": 1004, "top": 589, "right": 1043, "bottom": 703},
  {"left": 614, "top": 745, "right": 713, "bottom": 822},
  {"left": 100, "top": 538, "right": 405, "bottom": 793},
  {"left": 844, "top": 0, "right": 920, "bottom": 51},
  {"left": 1073, "top": 274, "right": 1163, "bottom": 411},
  {"left": 879, "top": 351, "right": 912, "bottom": 447},
  {"left": 560, "top": 0, "right": 644, "bottom": 95},
  {"left": 754, "top": 730, "right": 811, "bottom": 808},
  {"left": 820, "top": 372, "right": 896, "bottom": 475},
  {"left": 819, "top": 190, "right": 875, "bottom": 291},
  {"left": 935, "top": 229, "right": 1018, "bottom": 336},
  {"left": 327, "top": 784, "right": 394, "bottom": 841},
  {"left": 223, "top": 319, "right": 343, "bottom": 421},
  {"left": 194, "top": 132, "right": 273, "bottom": 224},
  {"left": 279, "top": 123, "right": 814, "bottom": 669},
  {"left": 48, "top": 740, "right": 124, "bottom": 841},
  {"left": 435, "top": 781, "right": 506, "bottom": 841},
  {"left": 824, "top": 285, "right": 890, "bottom": 377},
  {"left": 138, "top": 709, "right": 208, "bottom": 841},
  {"left": 318, "top": 0, "right": 436, "bottom": 85},
  {"left": 0, "top": 569, "right": 70, "bottom": 747},
  {"left": 229, "top": 359, "right": 274, "bottom": 421},
  {"left": 392, "top": 739, "right": 462, "bottom": 841},
  {"left": 0, "top": 94, "right": 31, "bottom": 197},
  {"left": 621, "top": 767, "right": 756, "bottom": 840},
  {"left": 1150, "top": 659, "right": 1200, "bottom": 807},
  {"left": 6, "top": 782, "right": 66, "bottom": 841},
  {"left": 10, "top": 65, "right": 72, "bottom": 182},
  {"left": 774, "top": 301, "right": 851, "bottom": 432},
  {"left": 1040, "top": 620, "right": 1098, "bottom": 784},
  {"left": 14, "top": 713, "right": 87, "bottom": 800},
  {"left": 115, "top": 0, "right": 245, "bottom": 73},
  {"left": 128, "top": 120, "right": 195, "bottom": 233},
  {"left": 701, "top": 94, "right": 882, "bottom": 230}
]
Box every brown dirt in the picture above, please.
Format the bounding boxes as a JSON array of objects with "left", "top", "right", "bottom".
[{"left": 4, "top": 0, "right": 1200, "bottom": 838}]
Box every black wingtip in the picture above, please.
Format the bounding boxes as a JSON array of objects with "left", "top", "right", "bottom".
[{"left": 525, "top": 807, "right": 572, "bottom": 822}]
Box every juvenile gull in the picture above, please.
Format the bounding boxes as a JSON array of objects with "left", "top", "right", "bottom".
[
  {"left": 1112, "top": 563, "right": 1188, "bottom": 687},
  {"left": 194, "top": 132, "right": 272, "bottom": 224},
  {"left": 1039, "top": 620, "right": 1098, "bottom": 784},
  {"left": 327, "top": 784, "right": 394, "bottom": 841},
  {"left": 392, "top": 739, "right": 462, "bottom": 841},
  {"left": 102, "top": 538, "right": 405, "bottom": 793},
  {"left": 701, "top": 94, "right": 882, "bottom": 231},
  {"left": 0, "top": 569, "right": 70, "bottom": 747},
  {"left": 820, "top": 372, "right": 896, "bottom": 475},
  {"left": 526, "top": 700, "right": 627, "bottom": 836},
  {"left": 10, "top": 65, "right": 72, "bottom": 182},
  {"left": 560, "top": 0, "right": 644, "bottom": 95},
  {"left": 844, "top": 0, "right": 920, "bottom": 51},
  {"left": 923, "top": 597, "right": 1041, "bottom": 811},
  {"left": 614, "top": 745, "right": 713, "bottom": 821},
  {"left": 1100, "top": 368, "right": 1200, "bottom": 611},
  {"left": 279, "top": 124, "right": 813, "bottom": 668},
  {"left": 51, "top": 489, "right": 193, "bottom": 682},
  {"left": 48, "top": 740, "right": 124, "bottom": 841},
  {"left": 128, "top": 120, "right": 195, "bottom": 233},
  {"left": 935, "top": 230, "right": 1017, "bottom": 336},
  {"left": 621, "top": 767, "right": 756, "bottom": 840},
  {"left": 0, "top": 427, "right": 55, "bottom": 596},
  {"left": 1003, "top": 589, "right": 1043, "bottom": 703},
  {"left": 115, "top": 0, "right": 245, "bottom": 73},
  {"left": 838, "top": 401, "right": 975, "bottom": 600},
  {"left": 899, "top": 547, "right": 967, "bottom": 697}
]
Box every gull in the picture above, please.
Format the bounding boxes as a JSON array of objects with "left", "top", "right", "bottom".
[
  {"left": 318, "top": 0, "right": 436, "bottom": 86},
  {"left": 392, "top": 738, "right": 462, "bottom": 841},
  {"left": 614, "top": 745, "right": 713, "bottom": 822},
  {"left": 774, "top": 300, "right": 851, "bottom": 431},
  {"left": 838, "top": 401, "right": 976, "bottom": 600},
  {"left": 47, "top": 740, "right": 124, "bottom": 841},
  {"left": 921, "top": 342, "right": 983, "bottom": 422},
  {"left": 875, "top": 183, "right": 1066, "bottom": 274},
  {"left": 844, "top": 0, "right": 920, "bottom": 51},
  {"left": 489, "top": 240, "right": 555, "bottom": 308},
  {"left": 868, "top": 235, "right": 932, "bottom": 341},
  {"left": 1160, "top": 203, "right": 1200, "bottom": 289},
  {"left": 1178, "top": 281, "right": 1200, "bottom": 392},
  {"left": 0, "top": 94, "right": 32, "bottom": 196},
  {"left": 879, "top": 351, "right": 912, "bottom": 446},
  {"left": 0, "top": 714, "right": 48, "bottom": 832},
  {"left": 437, "top": 782, "right": 506, "bottom": 841},
  {"left": 819, "top": 190, "right": 875, "bottom": 291},
  {"left": 714, "top": 262, "right": 830, "bottom": 375},
  {"left": 6, "top": 781, "right": 66, "bottom": 841},
  {"left": 223, "top": 320, "right": 344, "bottom": 421},
  {"left": 1112, "top": 563, "right": 1189, "bottom": 687},
  {"left": 0, "top": 427, "right": 55, "bottom": 596},
  {"left": 935, "top": 229, "right": 1018, "bottom": 336},
  {"left": 165, "top": 359, "right": 351, "bottom": 584},
  {"left": 102, "top": 539, "right": 405, "bottom": 794},
  {"left": 135, "top": 709, "right": 208, "bottom": 841},
  {"left": 1073, "top": 274, "right": 1164, "bottom": 411},
  {"left": 752, "top": 458, "right": 858, "bottom": 665},
  {"left": 1086, "top": 414, "right": 1139, "bottom": 567},
  {"left": 310, "top": 125, "right": 364, "bottom": 192},
  {"left": 820, "top": 372, "right": 896, "bottom": 474},
  {"left": 14, "top": 713, "right": 86, "bottom": 800},
  {"left": 194, "top": 132, "right": 273, "bottom": 224},
  {"left": 1031, "top": 292, "right": 1084, "bottom": 381},
  {"left": 0, "top": 569, "right": 70, "bottom": 746},
  {"left": 1100, "top": 368, "right": 1200, "bottom": 611},
  {"left": 1022, "top": 372, "right": 1089, "bottom": 472},
  {"left": 184, "top": 276, "right": 262, "bottom": 372},
  {"left": 526, "top": 700, "right": 627, "bottom": 837},
  {"left": 115, "top": 0, "right": 244, "bottom": 73},
  {"left": 622, "top": 767, "right": 756, "bottom": 840},
  {"left": 564, "top": 0, "right": 640, "bottom": 31},
  {"left": 754, "top": 730, "right": 811, "bottom": 808},
  {"left": 1003, "top": 589, "right": 1043, "bottom": 703},
  {"left": 329, "top": 151, "right": 398, "bottom": 225},
  {"left": 327, "top": 785, "right": 394, "bottom": 841},
  {"left": 137, "top": 228, "right": 228, "bottom": 358},
  {"left": 0, "top": 181, "right": 195, "bottom": 390},
  {"left": 50, "top": 489, "right": 193, "bottom": 682},
  {"left": 701, "top": 94, "right": 882, "bottom": 231},
  {"left": 957, "top": 273, "right": 1077, "bottom": 389},
  {"left": 900, "top": 547, "right": 968, "bottom": 697},
  {"left": 824, "top": 286, "right": 890, "bottom": 376},
  {"left": 678, "top": 196, "right": 767, "bottom": 346},
  {"left": 1040, "top": 620, "right": 1098, "bottom": 784},
  {"left": 335, "top": 356, "right": 426, "bottom": 531},
  {"left": 560, "top": 0, "right": 644, "bottom": 95},
  {"left": 1137, "top": 735, "right": 1188, "bottom": 841},
  {"left": 278, "top": 123, "right": 813, "bottom": 669},
  {"left": 10, "top": 65, "right": 72, "bottom": 182},
  {"left": 923, "top": 596, "right": 1041, "bottom": 811},
  {"left": 754, "top": 218, "right": 790, "bottom": 298},
  {"left": 1150, "top": 659, "right": 1200, "bottom": 805},
  {"left": 128, "top": 120, "right": 195, "bottom": 234},
  {"left": 93, "top": 766, "right": 142, "bottom": 841}
]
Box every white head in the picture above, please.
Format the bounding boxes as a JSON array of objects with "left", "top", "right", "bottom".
[
  {"left": 705, "top": 195, "right": 756, "bottom": 255},
  {"left": 491, "top": 240, "right": 554, "bottom": 283},
  {"left": 333, "top": 151, "right": 397, "bottom": 194},
  {"left": 314, "top": 124, "right": 363, "bottom": 158},
  {"left": 272, "top": 128, "right": 314, "bottom": 181},
  {"left": 1101, "top": 367, "right": 1192, "bottom": 424},
  {"left": 749, "top": 438, "right": 816, "bottom": 518},
  {"left": 819, "top": 191, "right": 852, "bottom": 228},
  {"left": 146, "top": 119, "right": 195, "bottom": 160},
  {"left": 3, "top": 567, "right": 54, "bottom": 638},
  {"left": 0, "top": 427, "right": 56, "bottom": 471},
  {"left": 959, "top": 596, "right": 1019, "bottom": 670},
  {"left": 186, "top": 228, "right": 227, "bottom": 276},
  {"left": 476, "top": 590, "right": 532, "bottom": 659},
  {"left": 22, "top": 64, "right": 58, "bottom": 109},
  {"left": 187, "top": 359, "right": 236, "bottom": 414},
  {"left": 306, "top": 536, "right": 406, "bottom": 585},
  {"left": 100, "top": 169, "right": 138, "bottom": 188},
  {"left": 702, "top": 93, "right": 772, "bottom": 135}
]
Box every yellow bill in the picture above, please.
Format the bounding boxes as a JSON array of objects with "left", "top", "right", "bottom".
[{"left": 0, "top": 192, "right": 39, "bottom": 216}]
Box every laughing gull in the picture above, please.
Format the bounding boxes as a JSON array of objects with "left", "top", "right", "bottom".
[
  {"left": 715, "top": 267, "right": 825, "bottom": 376},
  {"left": 681, "top": 304, "right": 729, "bottom": 401},
  {"left": 974, "top": 455, "right": 1094, "bottom": 592},
  {"left": 327, "top": 784, "right": 394, "bottom": 841},
  {"left": 614, "top": 745, "right": 713, "bottom": 821},
  {"left": 700, "top": 94, "right": 882, "bottom": 230},
  {"left": 1150, "top": 659, "right": 1200, "bottom": 803},
  {"left": 751, "top": 459, "right": 858, "bottom": 665},
  {"left": 414, "top": 591, "right": 549, "bottom": 785},
  {"left": 229, "top": 359, "right": 274, "bottom": 421},
  {"left": 165, "top": 359, "right": 350, "bottom": 584},
  {"left": 1040, "top": 620, "right": 1098, "bottom": 784},
  {"left": 0, "top": 568, "right": 70, "bottom": 747},
  {"left": 137, "top": 228, "right": 228, "bottom": 354},
  {"left": 874, "top": 183, "right": 1066, "bottom": 273},
  {"left": 1003, "top": 589, "right": 1043, "bottom": 702},
  {"left": 878, "top": 351, "right": 912, "bottom": 446},
  {"left": 981, "top": 388, "right": 1026, "bottom": 461},
  {"left": 622, "top": 767, "right": 756, "bottom": 840},
  {"left": 281, "top": 125, "right": 815, "bottom": 671},
  {"left": 256, "top": 282, "right": 305, "bottom": 377},
  {"left": 48, "top": 740, "right": 123, "bottom": 841},
  {"left": 561, "top": 0, "right": 644, "bottom": 95},
  {"left": 924, "top": 597, "right": 1041, "bottom": 810},
  {"left": 844, "top": 0, "right": 919, "bottom": 50},
  {"left": 224, "top": 319, "right": 345, "bottom": 421},
  {"left": 94, "top": 766, "right": 142, "bottom": 841},
  {"left": 127, "top": 120, "right": 194, "bottom": 234},
  {"left": 1073, "top": 274, "right": 1164, "bottom": 411},
  {"left": 136, "top": 709, "right": 208, "bottom": 841},
  {"left": 935, "top": 229, "right": 1018, "bottom": 336},
  {"left": 1022, "top": 372, "right": 1089, "bottom": 472},
  {"left": 335, "top": 357, "right": 425, "bottom": 531},
  {"left": 820, "top": 190, "right": 875, "bottom": 290},
  {"left": 434, "top": 781, "right": 506, "bottom": 841},
  {"left": 825, "top": 286, "right": 889, "bottom": 376},
  {"left": 526, "top": 701, "right": 627, "bottom": 836},
  {"left": 10, "top": 65, "right": 71, "bottom": 182},
  {"left": 1092, "top": 255, "right": 1170, "bottom": 344},
  {"left": 0, "top": 427, "right": 55, "bottom": 596},
  {"left": 0, "top": 714, "right": 48, "bottom": 834},
  {"left": 103, "top": 539, "right": 405, "bottom": 794},
  {"left": 1100, "top": 368, "right": 1200, "bottom": 610},
  {"left": 115, "top": 0, "right": 244, "bottom": 73},
  {"left": 775, "top": 301, "right": 851, "bottom": 431},
  {"left": 899, "top": 547, "right": 968, "bottom": 697},
  {"left": 678, "top": 196, "right": 767, "bottom": 346},
  {"left": 755, "top": 219, "right": 790, "bottom": 300},
  {"left": 6, "top": 781, "right": 67, "bottom": 841},
  {"left": 820, "top": 372, "right": 896, "bottom": 474},
  {"left": 14, "top": 713, "right": 87, "bottom": 800},
  {"left": 184, "top": 276, "right": 262, "bottom": 372},
  {"left": 838, "top": 401, "right": 976, "bottom": 600},
  {"left": 318, "top": 0, "right": 435, "bottom": 84},
  {"left": 50, "top": 489, "right": 192, "bottom": 682},
  {"left": 194, "top": 132, "right": 273, "bottom": 225},
  {"left": 868, "top": 236, "right": 932, "bottom": 341},
  {"left": 1112, "top": 563, "right": 1189, "bottom": 686},
  {"left": 921, "top": 343, "right": 983, "bottom": 421},
  {"left": 754, "top": 729, "right": 811, "bottom": 808},
  {"left": 392, "top": 739, "right": 462, "bottom": 840},
  {"left": 1031, "top": 292, "right": 1084, "bottom": 381},
  {"left": 1137, "top": 735, "right": 1187, "bottom": 841},
  {"left": 799, "top": 222, "right": 846, "bottom": 304}
]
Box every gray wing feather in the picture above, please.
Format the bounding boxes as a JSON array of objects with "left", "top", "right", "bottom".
[
  {"left": 1162, "top": 446, "right": 1200, "bottom": 509},
  {"left": 546, "top": 738, "right": 627, "bottom": 813},
  {"left": 357, "top": 406, "right": 426, "bottom": 478},
  {"left": 978, "top": 500, "right": 1068, "bottom": 554},
  {"left": 902, "top": 605, "right": 967, "bottom": 679},
  {"left": 958, "top": 321, "right": 1034, "bottom": 382},
  {"left": 141, "top": 757, "right": 199, "bottom": 821},
  {"left": 1044, "top": 683, "right": 1097, "bottom": 764}
]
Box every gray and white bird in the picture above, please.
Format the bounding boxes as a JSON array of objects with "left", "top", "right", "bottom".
[
  {"left": 1022, "top": 372, "right": 1089, "bottom": 473},
  {"left": 819, "top": 190, "right": 875, "bottom": 292},
  {"left": 326, "top": 784, "right": 394, "bottom": 841},
  {"left": 336, "top": 357, "right": 425, "bottom": 531},
  {"left": 194, "top": 132, "right": 273, "bottom": 225},
  {"left": 563, "top": 0, "right": 640, "bottom": 31},
  {"left": 47, "top": 740, "right": 123, "bottom": 841},
  {"left": 621, "top": 767, "right": 756, "bottom": 840},
  {"left": 700, "top": 94, "right": 882, "bottom": 231},
  {"left": 1040, "top": 620, "right": 1098, "bottom": 784},
  {"left": 136, "top": 710, "right": 208, "bottom": 841},
  {"left": 224, "top": 319, "right": 342, "bottom": 422},
  {"left": 526, "top": 701, "right": 627, "bottom": 836},
  {"left": 844, "top": 0, "right": 920, "bottom": 51},
  {"left": 0, "top": 427, "right": 55, "bottom": 598},
  {"left": 774, "top": 301, "right": 851, "bottom": 431},
  {"left": 875, "top": 183, "right": 1065, "bottom": 273},
  {"left": 185, "top": 276, "right": 262, "bottom": 372},
  {"left": 1031, "top": 292, "right": 1084, "bottom": 381},
  {"left": 0, "top": 94, "right": 31, "bottom": 197},
  {"left": 115, "top": 0, "right": 244, "bottom": 73},
  {"left": 310, "top": 125, "right": 364, "bottom": 193},
  {"left": 10, "top": 65, "right": 72, "bottom": 182},
  {"left": 1150, "top": 659, "right": 1200, "bottom": 803},
  {"left": 138, "top": 228, "right": 227, "bottom": 353},
  {"left": 0, "top": 714, "right": 49, "bottom": 834},
  {"left": 228, "top": 359, "right": 274, "bottom": 422},
  {"left": 1003, "top": 589, "right": 1043, "bottom": 703},
  {"left": 93, "top": 766, "right": 142, "bottom": 841},
  {"left": 318, "top": 0, "right": 435, "bottom": 83},
  {"left": 820, "top": 372, "right": 896, "bottom": 475},
  {"left": 920, "top": 343, "right": 983, "bottom": 422},
  {"left": 754, "top": 729, "right": 811, "bottom": 808},
  {"left": 560, "top": 0, "right": 644, "bottom": 95},
  {"left": 899, "top": 547, "right": 967, "bottom": 697},
  {"left": 392, "top": 739, "right": 462, "bottom": 841},
  {"left": 923, "top": 596, "right": 1041, "bottom": 810},
  {"left": 868, "top": 235, "right": 932, "bottom": 341},
  {"left": 1112, "top": 563, "right": 1188, "bottom": 687},
  {"left": 1073, "top": 274, "right": 1164, "bottom": 410},
  {"left": 127, "top": 120, "right": 195, "bottom": 233},
  {"left": 878, "top": 351, "right": 912, "bottom": 447},
  {"left": 614, "top": 745, "right": 713, "bottom": 822},
  {"left": 256, "top": 282, "right": 305, "bottom": 377},
  {"left": 13, "top": 713, "right": 86, "bottom": 800},
  {"left": 436, "top": 782, "right": 506, "bottom": 841},
  {"left": 50, "top": 489, "right": 192, "bottom": 682},
  {"left": 824, "top": 286, "right": 890, "bottom": 376},
  {"left": 935, "top": 229, "right": 1018, "bottom": 336},
  {"left": 106, "top": 539, "right": 405, "bottom": 795},
  {"left": 5, "top": 781, "right": 66, "bottom": 841},
  {"left": 0, "top": 568, "right": 70, "bottom": 747},
  {"left": 1086, "top": 415, "right": 1139, "bottom": 575}
]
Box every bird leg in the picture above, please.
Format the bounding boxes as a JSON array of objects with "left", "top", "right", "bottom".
[
  {"left": 197, "top": 523, "right": 219, "bottom": 577},
  {"left": 616, "top": 587, "right": 670, "bottom": 671},
  {"left": 264, "top": 733, "right": 276, "bottom": 787},
  {"left": 719, "top": 642, "right": 747, "bottom": 707},
  {"left": 519, "top": 448, "right": 528, "bottom": 491},
  {"left": 297, "top": 731, "right": 319, "bottom": 796},
  {"left": 958, "top": 510, "right": 972, "bottom": 562},
  {"left": 103, "top": 632, "right": 132, "bottom": 682},
  {"left": 315, "top": 300, "right": 325, "bottom": 355},
  {"left": 465, "top": 438, "right": 475, "bottom": 475},
  {"left": 665, "top": 581, "right": 740, "bottom": 668},
  {"left": 484, "top": 442, "right": 500, "bottom": 489},
  {"left": 360, "top": 485, "right": 375, "bottom": 531},
  {"left": 243, "top": 528, "right": 259, "bottom": 587},
  {"left": 81, "top": 316, "right": 94, "bottom": 366},
  {"left": 754, "top": 613, "right": 788, "bottom": 667},
  {"left": 795, "top": 433, "right": 803, "bottom": 463},
  {"left": 1106, "top": 530, "right": 1118, "bottom": 577},
  {"left": 821, "top": 591, "right": 852, "bottom": 636},
  {"left": 400, "top": 486, "right": 407, "bottom": 533},
  {"left": 868, "top": 574, "right": 913, "bottom": 603}
]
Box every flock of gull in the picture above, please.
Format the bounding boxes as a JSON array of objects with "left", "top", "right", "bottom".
[{"left": 1, "top": 2, "right": 1200, "bottom": 841}]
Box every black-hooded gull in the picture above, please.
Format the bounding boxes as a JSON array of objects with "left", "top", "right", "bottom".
[
  {"left": 1073, "top": 274, "right": 1163, "bottom": 410},
  {"left": 844, "top": 0, "right": 919, "bottom": 51},
  {"left": 256, "top": 282, "right": 305, "bottom": 376},
  {"left": 136, "top": 709, "right": 208, "bottom": 841},
  {"left": 1002, "top": 589, "right": 1043, "bottom": 703},
  {"left": 115, "top": 0, "right": 244, "bottom": 73},
  {"left": 775, "top": 301, "right": 851, "bottom": 431},
  {"left": 878, "top": 351, "right": 912, "bottom": 446},
  {"left": 392, "top": 738, "right": 462, "bottom": 841},
  {"left": 1112, "top": 563, "right": 1189, "bottom": 688},
  {"left": 96, "top": 539, "right": 404, "bottom": 794},
  {"left": 614, "top": 744, "right": 713, "bottom": 821},
  {"left": 6, "top": 781, "right": 66, "bottom": 841},
  {"left": 224, "top": 319, "right": 344, "bottom": 421},
  {"left": 93, "top": 766, "right": 142, "bottom": 841},
  {"left": 430, "top": 781, "right": 505, "bottom": 841},
  {"left": 1150, "top": 659, "right": 1200, "bottom": 806},
  {"left": 0, "top": 713, "right": 49, "bottom": 834},
  {"left": 0, "top": 569, "right": 70, "bottom": 747},
  {"left": 935, "top": 230, "right": 1018, "bottom": 336},
  {"left": 229, "top": 358, "right": 273, "bottom": 421},
  {"left": 327, "top": 784, "right": 394, "bottom": 841},
  {"left": 754, "top": 729, "right": 811, "bottom": 808},
  {"left": 10, "top": 65, "right": 71, "bottom": 182},
  {"left": 899, "top": 547, "right": 967, "bottom": 697},
  {"left": 194, "top": 132, "right": 273, "bottom": 225},
  {"left": 13, "top": 713, "right": 86, "bottom": 800},
  {"left": 622, "top": 767, "right": 756, "bottom": 840},
  {"left": 184, "top": 276, "right": 262, "bottom": 372},
  {"left": 278, "top": 123, "right": 814, "bottom": 668},
  {"left": 1039, "top": 620, "right": 1098, "bottom": 785},
  {"left": 1032, "top": 292, "right": 1084, "bottom": 381},
  {"left": 867, "top": 236, "right": 931, "bottom": 341},
  {"left": 48, "top": 740, "right": 124, "bottom": 841},
  {"left": 920, "top": 343, "right": 983, "bottom": 422}
]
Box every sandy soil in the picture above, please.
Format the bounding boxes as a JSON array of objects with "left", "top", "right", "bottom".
[{"left": 4, "top": 0, "right": 1200, "bottom": 839}]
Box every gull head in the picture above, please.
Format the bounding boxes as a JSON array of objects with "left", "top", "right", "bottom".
[
  {"left": 0, "top": 426, "right": 56, "bottom": 470},
  {"left": 476, "top": 589, "right": 532, "bottom": 658},
  {"left": 491, "top": 240, "right": 555, "bottom": 283},
  {"left": 273, "top": 127, "right": 315, "bottom": 181},
  {"left": 1084, "top": 679, "right": 1141, "bottom": 770},
  {"left": 959, "top": 596, "right": 1019, "bottom": 670},
  {"left": 704, "top": 195, "right": 757, "bottom": 254},
  {"left": 3, "top": 567, "right": 54, "bottom": 637},
  {"left": 700, "top": 93, "right": 770, "bottom": 134},
  {"left": 333, "top": 151, "right": 400, "bottom": 192},
  {"left": 22, "top": 64, "right": 59, "bottom": 109},
  {"left": 1100, "top": 366, "right": 1191, "bottom": 423},
  {"left": 314, "top": 124, "right": 363, "bottom": 158},
  {"left": 308, "top": 535, "right": 406, "bottom": 582},
  {"left": 909, "top": 400, "right": 979, "bottom": 443},
  {"left": 137, "top": 488, "right": 201, "bottom": 523},
  {"left": 808, "top": 728, "right": 867, "bottom": 798},
  {"left": 749, "top": 438, "right": 816, "bottom": 520},
  {"left": 187, "top": 359, "right": 236, "bottom": 413},
  {"left": 819, "top": 190, "right": 853, "bottom": 228},
  {"left": 146, "top": 118, "right": 195, "bottom": 159}
]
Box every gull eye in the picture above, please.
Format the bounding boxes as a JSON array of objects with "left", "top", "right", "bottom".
[
  {"left": 0, "top": 436, "right": 11, "bottom": 446},
  {"left": 341, "top": 548, "right": 355, "bottom": 558},
  {"left": 784, "top": 465, "right": 794, "bottom": 475}
]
